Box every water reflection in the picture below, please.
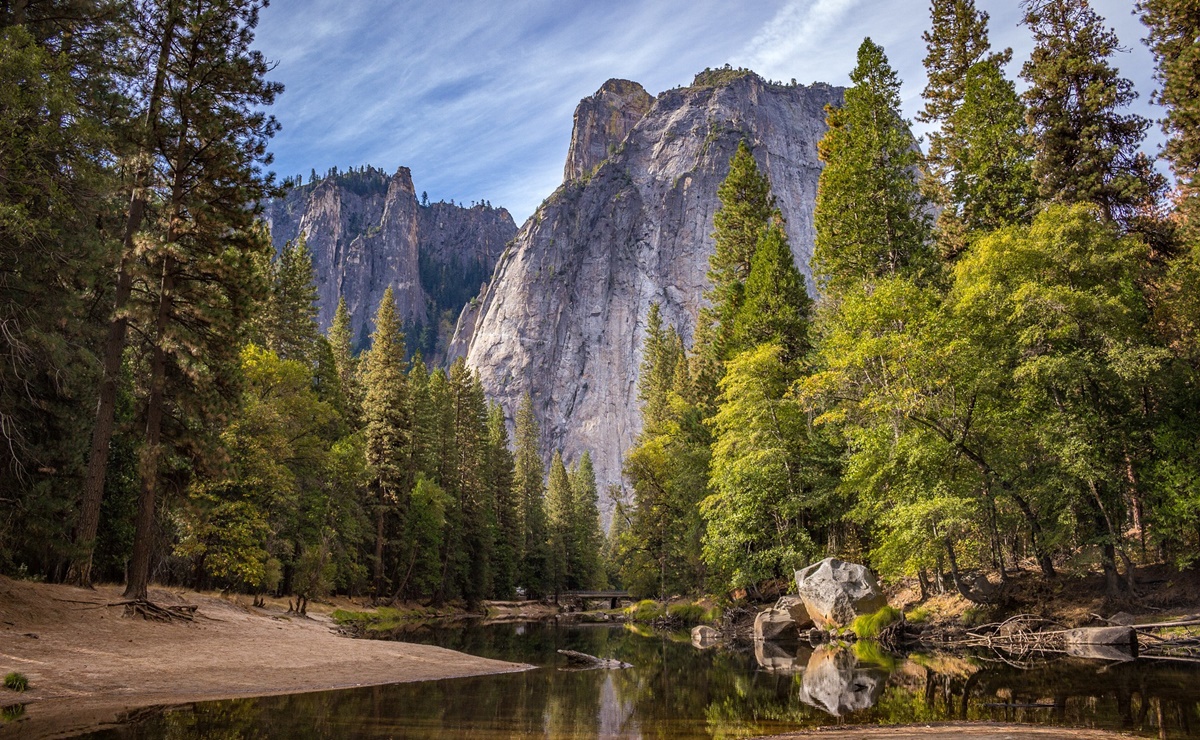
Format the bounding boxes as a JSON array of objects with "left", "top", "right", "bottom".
[{"left": 71, "top": 621, "right": 1200, "bottom": 739}]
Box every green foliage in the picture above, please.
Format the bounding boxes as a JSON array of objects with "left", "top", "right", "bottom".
[
  {"left": 814, "top": 38, "right": 934, "bottom": 294},
  {"left": 731, "top": 222, "right": 812, "bottom": 363},
  {"left": 850, "top": 605, "right": 902, "bottom": 639},
  {"left": 666, "top": 602, "right": 709, "bottom": 625},
  {"left": 1021, "top": 0, "right": 1164, "bottom": 227},
  {"left": 626, "top": 599, "right": 666, "bottom": 622},
  {"left": 514, "top": 394, "right": 550, "bottom": 598},
  {"left": 3, "top": 673, "right": 28, "bottom": 693},
  {"left": 1138, "top": 0, "right": 1200, "bottom": 229},
  {"left": 905, "top": 606, "right": 931, "bottom": 624}
]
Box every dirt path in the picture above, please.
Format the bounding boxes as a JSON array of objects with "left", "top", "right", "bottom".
[{"left": 0, "top": 577, "right": 530, "bottom": 738}]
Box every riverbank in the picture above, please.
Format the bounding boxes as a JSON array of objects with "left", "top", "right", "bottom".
[
  {"left": 0, "top": 577, "right": 531, "bottom": 739},
  {"left": 762, "top": 724, "right": 1136, "bottom": 738}
]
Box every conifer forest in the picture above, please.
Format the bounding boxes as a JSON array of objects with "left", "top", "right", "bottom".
[{"left": 4, "top": 0, "right": 1200, "bottom": 614}]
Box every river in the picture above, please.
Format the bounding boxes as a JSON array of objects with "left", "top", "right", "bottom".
[{"left": 75, "top": 620, "right": 1200, "bottom": 738}]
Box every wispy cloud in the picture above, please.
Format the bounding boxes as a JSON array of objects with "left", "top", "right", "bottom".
[{"left": 253, "top": 0, "right": 1161, "bottom": 223}]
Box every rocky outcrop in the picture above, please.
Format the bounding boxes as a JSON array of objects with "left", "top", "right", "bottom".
[
  {"left": 451, "top": 72, "right": 842, "bottom": 517},
  {"left": 264, "top": 166, "right": 515, "bottom": 354},
  {"left": 794, "top": 559, "right": 887, "bottom": 629},
  {"left": 564, "top": 79, "right": 654, "bottom": 182}
]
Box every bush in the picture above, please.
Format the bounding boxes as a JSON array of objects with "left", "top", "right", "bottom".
[
  {"left": 626, "top": 599, "right": 665, "bottom": 622},
  {"left": 666, "top": 602, "right": 707, "bottom": 625},
  {"left": 3, "top": 673, "right": 28, "bottom": 692},
  {"left": 850, "top": 605, "right": 902, "bottom": 639}
]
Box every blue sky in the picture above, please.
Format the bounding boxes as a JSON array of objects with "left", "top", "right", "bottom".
[{"left": 254, "top": 0, "right": 1159, "bottom": 224}]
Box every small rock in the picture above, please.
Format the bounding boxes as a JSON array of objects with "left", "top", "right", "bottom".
[{"left": 1108, "top": 611, "right": 1136, "bottom": 626}]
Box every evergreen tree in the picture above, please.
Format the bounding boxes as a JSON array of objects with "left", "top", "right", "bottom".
[
  {"left": 569, "top": 451, "right": 602, "bottom": 590},
  {"left": 813, "top": 38, "right": 933, "bottom": 295},
  {"left": 123, "top": 0, "right": 282, "bottom": 601},
  {"left": 264, "top": 234, "right": 320, "bottom": 365},
  {"left": 731, "top": 222, "right": 812, "bottom": 364},
  {"left": 545, "top": 451, "right": 573, "bottom": 598},
  {"left": 361, "top": 287, "right": 410, "bottom": 596},
  {"left": 947, "top": 59, "right": 1037, "bottom": 233},
  {"left": 513, "top": 393, "right": 549, "bottom": 596},
  {"left": 1138, "top": 0, "right": 1200, "bottom": 230},
  {"left": 328, "top": 296, "right": 362, "bottom": 421},
  {"left": 487, "top": 404, "right": 520, "bottom": 598},
  {"left": 1021, "top": 0, "right": 1164, "bottom": 227},
  {"left": 700, "top": 141, "right": 776, "bottom": 362}
]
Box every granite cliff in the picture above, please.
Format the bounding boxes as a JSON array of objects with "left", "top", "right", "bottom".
[
  {"left": 450, "top": 70, "right": 843, "bottom": 519},
  {"left": 264, "top": 166, "right": 516, "bottom": 356}
]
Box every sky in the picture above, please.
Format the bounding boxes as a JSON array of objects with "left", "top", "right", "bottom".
[{"left": 254, "top": 0, "right": 1160, "bottom": 225}]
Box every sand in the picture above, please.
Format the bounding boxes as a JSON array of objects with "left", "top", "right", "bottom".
[{"left": 0, "top": 577, "right": 530, "bottom": 738}]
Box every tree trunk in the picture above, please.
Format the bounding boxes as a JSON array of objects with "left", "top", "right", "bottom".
[
  {"left": 373, "top": 504, "right": 385, "bottom": 597},
  {"left": 70, "top": 8, "right": 178, "bottom": 587},
  {"left": 124, "top": 254, "right": 175, "bottom": 601}
]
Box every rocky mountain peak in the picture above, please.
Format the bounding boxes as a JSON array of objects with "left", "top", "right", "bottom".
[
  {"left": 453, "top": 70, "right": 844, "bottom": 523},
  {"left": 563, "top": 78, "right": 654, "bottom": 182}
]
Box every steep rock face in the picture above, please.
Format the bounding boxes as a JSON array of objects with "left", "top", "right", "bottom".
[
  {"left": 563, "top": 79, "right": 654, "bottom": 182},
  {"left": 452, "top": 72, "right": 842, "bottom": 519},
  {"left": 264, "top": 167, "right": 516, "bottom": 352}
]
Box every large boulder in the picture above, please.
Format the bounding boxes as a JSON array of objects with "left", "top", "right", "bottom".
[
  {"left": 754, "top": 596, "right": 815, "bottom": 641},
  {"left": 794, "top": 558, "right": 887, "bottom": 629}
]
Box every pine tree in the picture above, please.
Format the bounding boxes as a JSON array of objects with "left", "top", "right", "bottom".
[
  {"left": 919, "top": 0, "right": 1009, "bottom": 195},
  {"left": 701, "top": 142, "right": 776, "bottom": 362},
  {"left": 1138, "top": 0, "right": 1200, "bottom": 229},
  {"left": 487, "top": 404, "right": 520, "bottom": 599},
  {"left": 122, "top": 0, "right": 282, "bottom": 601},
  {"left": 1021, "top": 0, "right": 1164, "bottom": 227},
  {"left": 0, "top": 9, "right": 119, "bottom": 578},
  {"left": 328, "top": 297, "right": 360, "bottom": 415},
  {"left": 513, "top": 393, "right": 549, "bottom": 597},
  {"left": 569, "top": 451, "right": 602, "bottom": 590},
  {"left": 361, "top": 287, "right": 410, "bottom": 596},
  {"left": 264, "top": 234, "right": 320, "bottom": 366},
  {"left": 813, "top": 38, "right": 933, "bottom": 295},
  {"left": 545, "top": 451, "right": 573, "bottom": 598},
  {"left": 637, "top": 303, "right": 683, "bottom": 431},
  {"left": 731, "top": 222, "right": 812, "bottom": 364},
  {"left": 947, "top": 59, "right": 1037, "bottom": 232}
]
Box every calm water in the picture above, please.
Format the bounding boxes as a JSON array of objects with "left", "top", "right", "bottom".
[{"left": 69, "top": 621, "right": 1200, "bottom": 738}]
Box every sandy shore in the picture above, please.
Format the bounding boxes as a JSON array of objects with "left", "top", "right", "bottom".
[{"left": 0, "top": 577, "right": 530, "bottom": 738}]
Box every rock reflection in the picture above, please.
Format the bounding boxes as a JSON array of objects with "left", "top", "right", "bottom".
[
  {"left": 798, "top": 646, "right": 889, "bottom": 716},
  {"left": 753, "top": 639, "right": 805, "bottom": 674}
]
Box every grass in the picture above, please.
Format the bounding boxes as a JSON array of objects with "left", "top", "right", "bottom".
[
  {"left": 905, "top": 606, "right": 931, "bottom": 624},
  {"left": 850, "top": 606, "right": 902, "bottom": 639},
  {"left": 3, "top": 673, "right": 28, "bottom": 693},
  {"left": 626, "top": 599, "right": 665, "bottom": 623},
  {"left": 960, "top": 605, "right": 989, "bottom": 627},
  {"left": 852, "top": 640, "right": 898, "bottom": 671},
  {"left": 666, "top": 602, "right": 716, "bottom": 625}
]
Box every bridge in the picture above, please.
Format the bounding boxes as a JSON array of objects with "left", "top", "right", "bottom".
[{"left": 561, "top": 590, "right": 634, "bottom": 609}]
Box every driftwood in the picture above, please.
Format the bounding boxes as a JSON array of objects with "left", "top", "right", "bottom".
[{"left": 556, "top": 649, "right": 631, "bottom": 670}]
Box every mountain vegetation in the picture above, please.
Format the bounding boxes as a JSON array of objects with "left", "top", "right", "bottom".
[
  {"left": 1, "top": 0, "right": 1198, "bottom": 612},
  {"left": 611, "top": 0, "right": 1200, "bottom": 601}
]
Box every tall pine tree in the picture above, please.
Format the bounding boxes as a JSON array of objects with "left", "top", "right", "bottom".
[
  {"left": 1021, "top": 0, "right": 1163, "bottom": 228},
  {"left": 813, "top": 38, "right": 933, "bottom": 295}
]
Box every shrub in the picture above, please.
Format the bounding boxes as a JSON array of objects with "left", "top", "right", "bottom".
[
  {"left": 626, "top": 599, "right": 664, "bottom": 622},
  {"left": 850, "top": 606, "right": 902, "bottom": 639},
  {"left": 3, "top": 673, "right": 28, "bottom": 692},
  {"left": 666, "top": 602, "right": 707, "bottom": 625}
]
